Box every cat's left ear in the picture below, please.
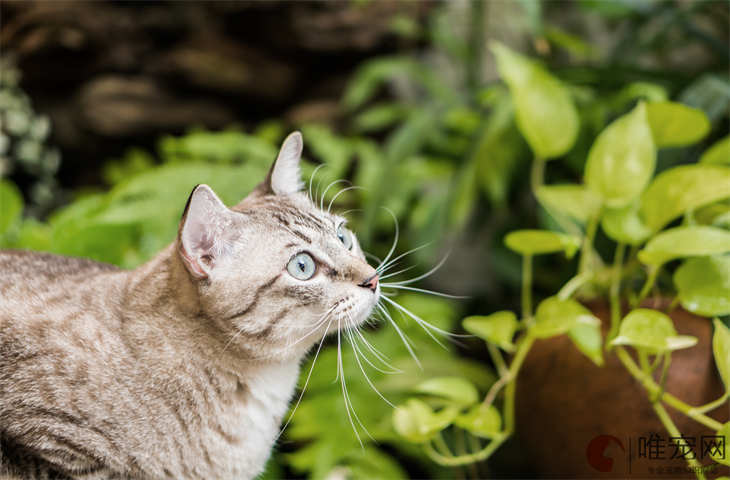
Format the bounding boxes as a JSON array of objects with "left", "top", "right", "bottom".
[
  {"left": 266, "top": 131, "right": 304, "bottom": 196},
  {"left": 178, "top": 184, "right": 233, "bottom": 280}
]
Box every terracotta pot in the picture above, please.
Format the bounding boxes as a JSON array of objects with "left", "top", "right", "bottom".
[{"left": 512, "top": 301, "right": 729, "bottom": 478}]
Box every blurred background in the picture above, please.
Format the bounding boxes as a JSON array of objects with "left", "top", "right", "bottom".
[{"left": 1, "top": 1, "right": 728, "bottom": 478}]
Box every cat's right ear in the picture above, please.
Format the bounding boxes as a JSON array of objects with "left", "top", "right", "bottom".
[{"left": 178, "top": 184, "right": 231, "bottom": 280}]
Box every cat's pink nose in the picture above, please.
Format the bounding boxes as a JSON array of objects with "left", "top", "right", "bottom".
[{"left": 359, "top": 273, "right": 379, "bottom": 293}]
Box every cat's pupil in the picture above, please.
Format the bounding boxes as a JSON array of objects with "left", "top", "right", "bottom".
[{"left": 298, "top": 261, "right": 305, "bottom": 271}]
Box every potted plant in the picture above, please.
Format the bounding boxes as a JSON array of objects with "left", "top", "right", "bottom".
[{"left": 392, "top": 42, "right": 730, "bottom": 479}]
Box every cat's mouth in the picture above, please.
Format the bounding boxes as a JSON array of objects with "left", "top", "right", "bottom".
[{"left": 327, "top": 292, "right": 379, "bottom": 332}]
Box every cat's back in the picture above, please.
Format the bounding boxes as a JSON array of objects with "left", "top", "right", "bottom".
[{"left": 0, "top": 249, "right": 119, "bottom": 291}]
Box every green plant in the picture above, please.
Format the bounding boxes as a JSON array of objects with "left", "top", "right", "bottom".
[{"left": 392, "top": 42, "right": 730, "bottom": 479}]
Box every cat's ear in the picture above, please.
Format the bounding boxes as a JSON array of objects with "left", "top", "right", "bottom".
[
  {"left": 266, "top": 131, "right": 304, "bottom": 196},
  {"left": 178, "top": 184, "right": 232, "bottom": 280}
]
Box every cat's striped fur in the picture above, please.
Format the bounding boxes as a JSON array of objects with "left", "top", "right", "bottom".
[{"left": 0, "top": 133, "right": 380, "bottom": 479}]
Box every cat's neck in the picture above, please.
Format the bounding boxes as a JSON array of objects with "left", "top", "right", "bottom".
[{"left": 119, "top": 243, "right": 290, "bottom": 374}]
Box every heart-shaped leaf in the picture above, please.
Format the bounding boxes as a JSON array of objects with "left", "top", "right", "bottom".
[
  {"left": 713, "top": 319, "right": 730, "bottom": 391},
  {"left": 504, "top": 230, "right": 581, "bottom": 257},
  {"left": 491, "top": 42, "right": 579, "bottom": 160},
  {"left": 536, "top": 184, "right": 602, "bottom": 224},
  {"left": 569, "top": 322, "right": 605, "bottom": 367},
  {"left": 601, "top": 201, "right": 652, "bottom": 246},
  {"left": 611, "top": 309, "right": 697, "bottom": 353},
  {"left": 585, "top": 102, "right": 656, "bottom": 208},
  {"left": 414, "top": 377, "right": 479, "bottom": 406},
  {"left": 645, "top": 101, "right": 710, "bottom": 148},
  {"left": 638, "top": 226, "right": 730, "bottom": 267},
  {"left": 0, "top": 180, "right": 23, "bottom": 237},
  {"left": 393, "top": 399, "right": 459, "bottom": 443},
  {"left": 674, "top": 256, "right": 730, "bottom": 317},
  {"left": 454, "top": 404, "right": 502, "bottom": 439},
  {"left": 641, "top": 164, "right": 730, "bottom": 232},
  {"left": 701, "top": 135, "right": 730, "bottom": 165},
  {"left": 531, "top": 297, "right": 600, "bottom": 339},
  {"left": 463, "top": 312, "right": 518, "bottom": 352},
  {"left": 711, "top": 422, "right": 730, "bottom": 466}
]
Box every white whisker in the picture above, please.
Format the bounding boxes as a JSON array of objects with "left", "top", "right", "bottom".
[
  {"left": 276, "top": 313, "right": 335, "bottom": 441},
  {"left": 381, "top": 295, "right": 469, "bottom": 343},
  {"left": 328, "top": 186, "right": 364, "bottom": 214},
  {"left": 345, "top": 324, "right": 395, "bottom": 407},
  {"left": 337, "top": 318, "right": 373, "bottom": 446},
  {"left": 380, "top": 284, "right": 469, "bottom": 300},
  {"left": 320, "top": 179, "right": 348, "bottom": 211},
  {"left": 386, "top": 251, "right": 451, "bottom": 286},
  {"left": 375, "top": 207, "right": 399, "bottom": 274},
  {"left": 308, "top": 163, "right": 326, "bottom": 202},
  {"left": 379, "top": 264, "right": 418, "bottom": 281},
  {"left": 377, "top": 242, "right": 431, "bottom": 275},
  {"left": 376, "top": 303, "right": 421, "bottom": 369}
]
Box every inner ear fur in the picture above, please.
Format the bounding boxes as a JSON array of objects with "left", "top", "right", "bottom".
[{"left": 178, "top": 184, "right": 233, "bottom": 280}]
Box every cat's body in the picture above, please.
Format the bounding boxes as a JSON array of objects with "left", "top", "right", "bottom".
[{"left": 0, "top": 133, "right": 380, "bottom": 479}]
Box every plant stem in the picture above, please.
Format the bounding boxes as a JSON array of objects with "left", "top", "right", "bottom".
[
  {"left": 487, "top": 343, "right": 508, "bottom": 377},
  {"left": 521, "top": 255, "right": 533, "bottom": 323},
  {"left": 433, "top": 334, "right": 536, "bottom": 467},
  {"left": 651, "top": 402, "right": 706, "bottom": 480},
  {"left": 607, "top": 243, "right": 626, "bottom": 347},
  {"left": 578, "top": 215, "right": 599, "bottom": 277},
  {"left": 615, "top": 347, "right": 723, "bottom": 431},
  {"left": 530, "top": 156, "right": 545, "bottom": 195},
  {"left": 557, "top": 271, "right": 593, "bottom": 300},
  {"left": 504, "top": 335, "right": 535, "bottom": 433},
  {"left": 635, "top": 266, "right": 659, "bottom": 306},
  {"left": 688, "top": 392, "right": 730, "bottom": 415},
  {"left": 424, "top": 433, "right": 508, "bottom": 467}
]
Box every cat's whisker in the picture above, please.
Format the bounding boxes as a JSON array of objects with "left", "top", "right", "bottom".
[
  {"left": 336, "top": 318, "right": 373, "bottom": 446},
  {"left": 352, "top": 325, "right": 397, "bottom": 370},
  {"left": 375, "top": 207, "right": 399, "bottom": 274},
  {"left": 276, "top": 313, "right": 336, "bottom": 442},
  {"left": 380, "top": 284, "right": 469, "bottom": 300},
  {"left": 308, "top": 163, "right": 326, "bottom": 202},
  {"left": 375, "top": 303, "right": 421, "bottom": 369},
  {"left": 320, "top": 179, "right": 348, "bottom": 211},
  {"left": 341, "top": 208, "right": 363, "bottom": 218},
  {"left": 364, "top": 251, "right": 382, "bottom": 265},
  {"left": 349, "top": 326, "right": 401, "bottom": 374},
  {"left": 344, "top": 322, "right": 395, "bottom": 407},
  {"left": 381, "top": 296, "right": 469, "bottom": 345},
  {"left": 284, "top": 305, "right": 338, "bottom": 350},
  {"left": 327, "top": 186, "right": 364, "bottom": 214},
  {"left": 384, "top": 250, "right": 451, "bottom": 286},
  {"left": 376, "top": 242, "right": 431, "bottom": 275},
  {"left": 378, "top": 264, "right": 418, "bottom": 281}
]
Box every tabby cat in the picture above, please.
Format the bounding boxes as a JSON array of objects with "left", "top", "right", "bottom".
[{"left": 0, "top": 132, "right": 380, "bottom": 479}]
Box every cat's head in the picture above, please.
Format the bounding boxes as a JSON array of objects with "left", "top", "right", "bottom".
[{"left": 176, "top": 132, "right": 379, "bottom": 361}]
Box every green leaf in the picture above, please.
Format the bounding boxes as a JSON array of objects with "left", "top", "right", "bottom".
[
  {"left": 601, "top": 202, "right": 652, "bottom": 246},
  {"left": 531, "top": 296, "right": 600, "bottom": 339},
  {"left": 711, "top": 422, "right": 730, "bottom": 466},
  {"left": 674, "top": 257, "right": 730, "bottom": 317},
  {"left": 536, "top": 184, "right": 601, "bottom": 224},
  {"left": 0, "top": 180, "right": 23, "bottom": 237},
  {"left": 638, "top": 226, "right": 730, "bottom": 267},
  {"left": 569, "top": 322, "right": 604, "bottom": 366},
  {"left": 611, "top": 309, "right": 697, "bottom": 353},
  {"left": 645, "top": 101, "right": 710, "bottom": 148},
  {"left": 392, "top": 399, "right": 458, "bottom": 443},
  {"left": 640, "top": 164, "right": 730, "bottom": 232},
  {"left": 504, "top": 229, "right": 581, "bottom": 257},
  {"left": 454, "top": 404, "right": 502, "bottom": 439},
  {"left": 585, "top": 102, "right": 656, "bottom": 208},
  {"left": 491, "top": 42, "right": 579, "bottom": 159},
  {"left": 463, "top": 311, "right": 518, "bottom": 352},
  {"left": 701, "top": 135, "right": 730, "bottom": 165},
  {"left": 414, "top": 377, "right": 479, "bottom": 406},
  {"left": 713, "top": 319, "right": 730, "bottom": 391}
]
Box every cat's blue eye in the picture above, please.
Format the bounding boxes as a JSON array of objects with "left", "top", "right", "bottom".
[
  {"left": 287, "top": 252, "right": 316, "bottom": 280},
  {"left": 337, "top": 223, "right": 353, "bottom": 250}
]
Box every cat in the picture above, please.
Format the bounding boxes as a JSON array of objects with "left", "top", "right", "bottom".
[{"left": 0, "top": 132, "right": 381, "bottom": 479}]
